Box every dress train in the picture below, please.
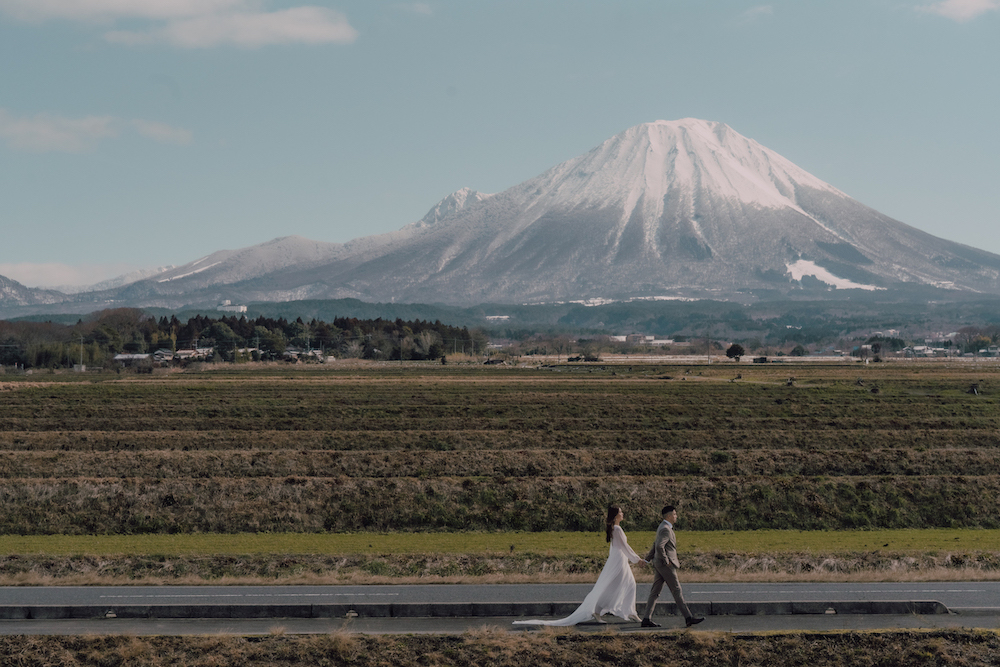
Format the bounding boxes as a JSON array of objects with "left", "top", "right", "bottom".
[{"left": 513, "top": 525, "right": 642, "bottom": 626}]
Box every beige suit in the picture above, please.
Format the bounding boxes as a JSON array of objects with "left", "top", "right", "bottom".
[{"left": 643, "top": 519, "right": 692, "bottom": 619}]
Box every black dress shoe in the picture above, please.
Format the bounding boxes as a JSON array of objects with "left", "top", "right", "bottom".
[
  {"left": 685, "top": 616, "right": 705, "bottom": 627},
  {"left": 640, "top": 618, "right": 661, "bottom": 628}
]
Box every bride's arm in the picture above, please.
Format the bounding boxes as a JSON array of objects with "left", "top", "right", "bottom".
[{"left": 613, "top": 526, "right": 644, "bottom": 563}]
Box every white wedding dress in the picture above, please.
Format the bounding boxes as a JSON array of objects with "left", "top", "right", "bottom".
[{"left": 513, "top": 525, "right": 642, "bottom": 626}]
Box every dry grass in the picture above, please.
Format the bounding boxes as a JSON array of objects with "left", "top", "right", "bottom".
[
  {"left": 2, "top": 549, "right": 999, "bottom": 586},
  {"left": 0, "top": 629, "right": 998, "bottom": 666},
  {"left": 0, "top": 472, "right": 997, "bottom": 535},
  {"left": 2, "top": 364, "right": 1000, "bottom": 660},
  {"left": 1, "top": 362, "right": 999, "bottom": 580}
]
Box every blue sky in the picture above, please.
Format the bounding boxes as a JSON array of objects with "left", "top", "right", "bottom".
[{"left": 1, "top": 0, "right": 998, "bottom": 288}]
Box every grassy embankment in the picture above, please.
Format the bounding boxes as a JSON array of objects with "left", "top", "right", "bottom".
[
  {"left": 1, "top": 360, "right": 999, "bottom": 585},
  {"left": 1, "top": 529, "right": 999, "bottom": 585}
]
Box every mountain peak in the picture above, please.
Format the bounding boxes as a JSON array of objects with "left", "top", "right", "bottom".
[
  {"left": 646, "top": 117, "right": 724, "bottom": 132},
  {"left": 542, "top": 118, "right": 843, "bottom": 218},
  {"left": 416, "top": 187, "right": 493, "bottom": 227}
]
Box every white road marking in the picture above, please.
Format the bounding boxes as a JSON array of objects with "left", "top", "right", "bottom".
[
  {"left": 100, "top": 593, "right": 399, "bottom": 599},
  {"left": 685, "top": 590, "right": 987, "bottom": 597}
]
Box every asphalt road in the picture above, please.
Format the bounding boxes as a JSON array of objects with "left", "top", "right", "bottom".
[
  {"left": 1, "top": 582, "right": 997, "bottom": 636},
  {"left": 3, "top": 581, "right": 998, "bottom": 611}
]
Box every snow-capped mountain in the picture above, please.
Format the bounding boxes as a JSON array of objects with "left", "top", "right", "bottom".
[
  {"left": 4, "top": 118, "right": 1000, "bottom": 313},
  {"left": 145, "top": 235, "right": 345, "bottom": 290},
  {"left": 0, "top": 274, "right": 67, "bottom": 308},
  {"left": 46, "top": 266, "right": 176, "bottom": 294},
  {"left": 241, "top": 118, "right": 1000, "bottom": 305}
]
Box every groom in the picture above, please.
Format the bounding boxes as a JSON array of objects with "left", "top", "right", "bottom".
[{"left": 641, "top": 505, "right": 705, "bottom": 628}]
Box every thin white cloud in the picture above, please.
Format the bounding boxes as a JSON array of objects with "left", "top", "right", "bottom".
[
  {"left": 0, "top": 0, "right": 243, "bottom": 22},
  {"left": 0, "top": 109, "right": 117, "bottom": 152},
  {"left": 0, "top": 1, "right": 359, "bottom": 47},
  {"left": 105, "top": 7, "right": 358, "bottom": 48},
  {"left": 743, "top": 5, "right": 774, "bottom": 20},
  {"left": 0, "top": 108, "right": 192, "bottom": 152},
  {"left": 921, "top": 0, "right": 1000, "bottom": 21},
  {"left": 131, "top": 119, "right": 193, "bottom": 145}
]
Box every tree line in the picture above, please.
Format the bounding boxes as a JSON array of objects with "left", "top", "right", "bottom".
[{"left": 0, "top": 308, "right": 489, "bottom": 369}]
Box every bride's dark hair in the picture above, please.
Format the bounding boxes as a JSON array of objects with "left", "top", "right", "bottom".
[{"left": 605, "top": 505, "right": 621, "bottom": 543}]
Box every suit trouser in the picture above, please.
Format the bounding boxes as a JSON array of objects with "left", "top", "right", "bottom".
[{"left": 644, "top": 562, "right": 692, "bottom": 619}]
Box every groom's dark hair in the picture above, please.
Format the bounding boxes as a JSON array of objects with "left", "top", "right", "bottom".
[{"left": 661, "top": 505, "right": 676, "bottom": 516}]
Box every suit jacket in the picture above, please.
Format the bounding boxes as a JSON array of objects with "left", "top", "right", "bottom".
[{"left": 645, "top": 520, "right": 681, "bottom": 569}]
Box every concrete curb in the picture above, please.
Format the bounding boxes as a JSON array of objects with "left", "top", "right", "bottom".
[
  {"left": 0, "top": 600, "right": 950, "bottom": 621},
  {"left": 698, "top": 600, "right": 950, "bottom": 616}
]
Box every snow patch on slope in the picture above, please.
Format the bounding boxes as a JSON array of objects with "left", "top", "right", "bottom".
[
  {"left": 158, "top": 261, "right": 222, "bottom": 282},
  {"left": 786, "top": 259, "right": 883, "bottom": 291}
]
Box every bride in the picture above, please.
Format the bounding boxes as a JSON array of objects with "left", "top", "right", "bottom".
[{"left": 513, "top": 505, "right": 646, "bottom": 626}]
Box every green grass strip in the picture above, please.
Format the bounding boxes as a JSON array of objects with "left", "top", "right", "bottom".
[{"left": 1, "top": 529, "right": 996, "bottom": 557}]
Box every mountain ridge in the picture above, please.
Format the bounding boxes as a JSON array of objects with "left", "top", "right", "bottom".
[{"left": 3, "top": 118, "right": 1000, "bottom": 316}]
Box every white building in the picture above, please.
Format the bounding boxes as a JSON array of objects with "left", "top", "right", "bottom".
[{"left": 217, "top": 300, "right": 247, "bottom": 313}]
